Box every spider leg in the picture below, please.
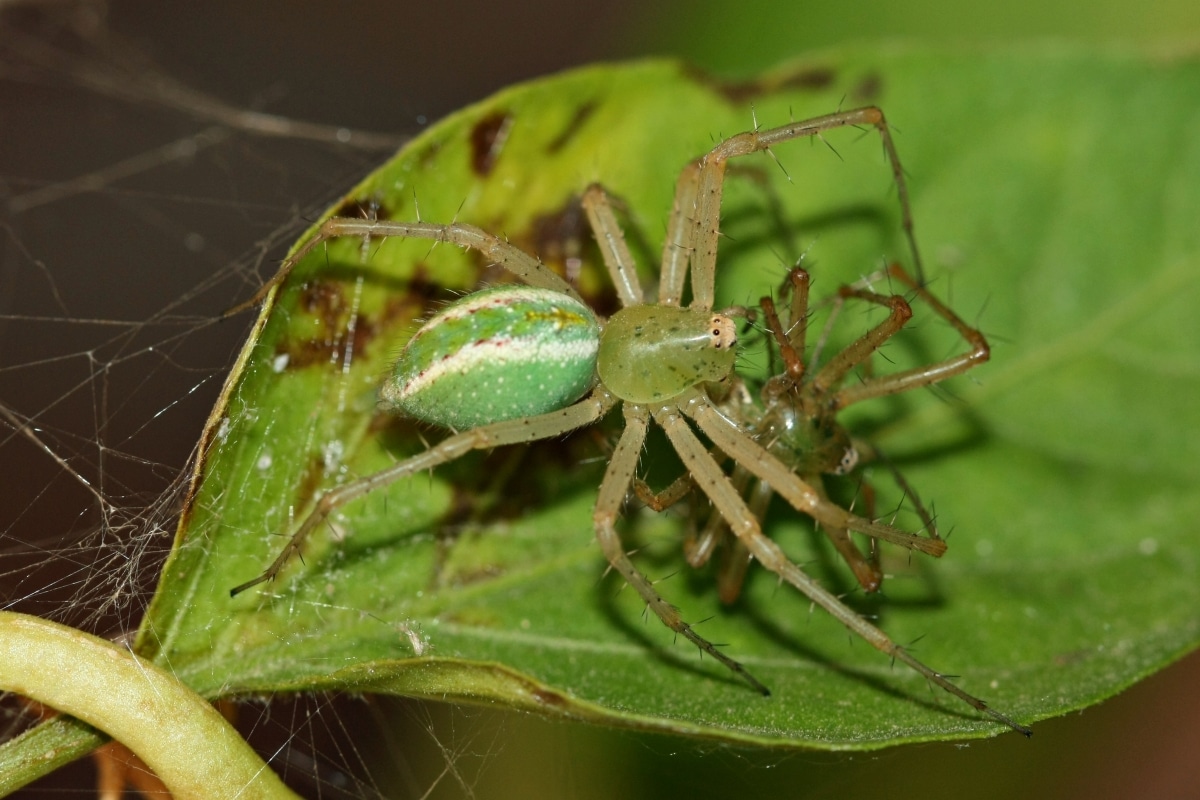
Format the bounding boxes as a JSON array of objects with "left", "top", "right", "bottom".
[
  {"left": 655, "top": 396, "right": 1030, "bottom": 735},
  {"left": 687, "top": 461, "right": 751, "bottom": 570},
  {"left": 853, "top": 476, "right": 884, "bottom": 581},
  {"left": 855, "top": 440, "right": 943, "bottom": 544},
  {"left": 632, "top": 474, "right": 694, "bottom": 513},
  {"left": 581, "top": 184, "right": 645, "bottom": 309},
  {"left": 593, "top": 404, "right": 770, "bottom": 695},
  {"left": 226, "top": 216, "right": 584, "bottom": 317},
  {"left": 687, "top": 107, "right": 922, "bottom": 312},
  {"left": 808, "top": 477, "right": 884, "bottom": 593},
  {"left": 631, "top": 443, "right": 749, "bottom": 582},
  {"left": 758, "top": 271, "right": 886, "bottom": 591},
  {"left": 633, "top": 446, "right": 761, "bottom": 604},
  {"left": 231, "top": 387, "right": 618, "bottom": 595},
  {"left": 811, "top": 287, "right": 913, "bottom": 402},
  {"left": 711, "top": 467, "right": 761, "bottom": 604},
  {"left": 833, "top": 263, "right": 990, "bottom": 408},
  {"left": 760, "top": 267, "right": 809, "bottom": 383},
  {"left": 682, "top": 391, "right": 945, "bottom": 557},
  {"left": 691, "top": 268, "right": 872, "bottom": 595},
  {"left": 657, "top": 161, "right": 701, "bottom": 307}
]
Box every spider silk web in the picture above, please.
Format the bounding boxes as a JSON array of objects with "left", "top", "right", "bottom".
[{"left": 0, "top": 2, "right": 641, "bottom": 796}]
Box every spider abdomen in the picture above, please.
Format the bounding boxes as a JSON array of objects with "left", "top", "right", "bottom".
[
  {"left": 380, "top": 285, "right": 600, "bottom": 429},
  {"left": 597, "top": 304, "right": 737, "bottom": 404}
]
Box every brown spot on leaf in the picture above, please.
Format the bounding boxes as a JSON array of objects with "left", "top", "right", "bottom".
[
  {"left": 279, "top": 253, "right": 481, "bottom": 376},
  {"left": 686, "top": 64, "right": 838, "bottom": 106},
  {"left": 531, "top": 195, "right": 586, "bottom": 272},
  {"left": 332, "top": 197, "right": 367, "bottom": 220},
  {"left": 377, "top": 264, "right": 446, "bottom": 336},
  {"left": 853, "top": 72, "right": 883, "bottom": 102},
  {"left": 546, "top": 100, "right": 598, "bottom": 154},
  {"left": 274, "top": 280, "right": 383, "bottom": 370},
  {"left": 282, "top": 312, "right": 380, "bottom": 371},
  {"left": 330, "top": 197, "right": 397, "bottom": 224},
  {"left": 501, "top": 193, "right": 621, "bottom": 317},
  {"left": 300, "top": 279, "right": 344, "bottom": 319},
  {"left": 782, "top": 66, "right": 837, "bottom": 92},
  {"left": 470, "top": 111, "right": 514, "bottom": 176}
]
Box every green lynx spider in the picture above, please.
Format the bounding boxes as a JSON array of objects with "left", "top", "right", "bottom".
[{"left": 231, "top": 107, "right": 1030, "bottom": 736}]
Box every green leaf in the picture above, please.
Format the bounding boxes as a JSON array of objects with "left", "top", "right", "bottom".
[{"left": 130, "top": 47, "right": 1200, "bottom": 748}]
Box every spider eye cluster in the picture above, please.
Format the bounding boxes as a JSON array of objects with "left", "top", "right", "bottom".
[
  {"left": 708, "top": 315, "right": 737, "bottom": 349},
  {"left": 832, "top": 446, "right": 860, "bottom": 476}
]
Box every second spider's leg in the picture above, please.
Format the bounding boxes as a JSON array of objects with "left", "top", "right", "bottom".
[
  {"left": 631, "top": 444, "right": 750, "bottom": 587},
  {"left": 758, "top": 292, "right": 806, "bottom": 402},
  {"left": 760, "top": 265, "right": 810, "bottom": 384},
  {"left": 226, "top": 216, "right": 584, "bottom": 316},
  {"left": 852, "top": 476, "right": 883, "bottom": 580},
  {"left": 686, "top": 461, "right": 751, "bottom": 570},
  {"left": 681, "top": 391, "right": 946, "bottom": 557},
  {"left": 782, "top": 265, "right": 812, "bottom": 366},
  {"left": 809, "top": 286, "right": 914, "bottom": 404},
  {"left": 634, "top": 446, "right": 760, "bottom": 604},
  {"left": 808, "top": 478, "right": 884, "bottom": 593},
  {"left": 687, "top": 107, "right": 922, "bottom": 312},
  {"left": 593, "top": 404, "right": 770, "bottom": 695},
  {"left": 231, "top": 388, "right": 618, "bottom": 595},
  {"left": 712, "top": 468, "right": 763, "bottom": 604},
  {"left": 581, "top": 184, "right": 645, "bottom": 309},
  {"left": 857, "top": 440, "right": 943, "bottom": 544},
  {"left": 654, "top": 398, "right": 1030, "bottom": 736},
  {"left": 832, "top": 263, "right": 990, "bottom": 408},
  {"left": 632, "top": 473, "right": 695, "bottom": 513}
]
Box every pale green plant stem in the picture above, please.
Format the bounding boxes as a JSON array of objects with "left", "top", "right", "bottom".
[{"left": 0, "top": 611, "right": 298, "bottom": 800}]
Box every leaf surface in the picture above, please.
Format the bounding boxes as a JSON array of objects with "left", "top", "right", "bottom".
[{"left": 135, "top": 47, "right": 1200, "bottom": 748}]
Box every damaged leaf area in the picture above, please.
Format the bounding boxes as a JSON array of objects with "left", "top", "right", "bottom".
[{"left": 128, "top": 50, "right": 1200, "bottom": 747}]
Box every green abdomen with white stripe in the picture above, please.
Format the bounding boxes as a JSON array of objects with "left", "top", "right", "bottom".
[{"left": 380, "top": 285, "right": 600, "bottom": 430}]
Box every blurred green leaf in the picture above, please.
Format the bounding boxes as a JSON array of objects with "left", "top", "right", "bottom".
[
  {"left": 635, "top": 0, "right": 1200, "bottom": 75},
  {"left": 130, "top": 47, "right": 1200, "bottom": 748}
]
